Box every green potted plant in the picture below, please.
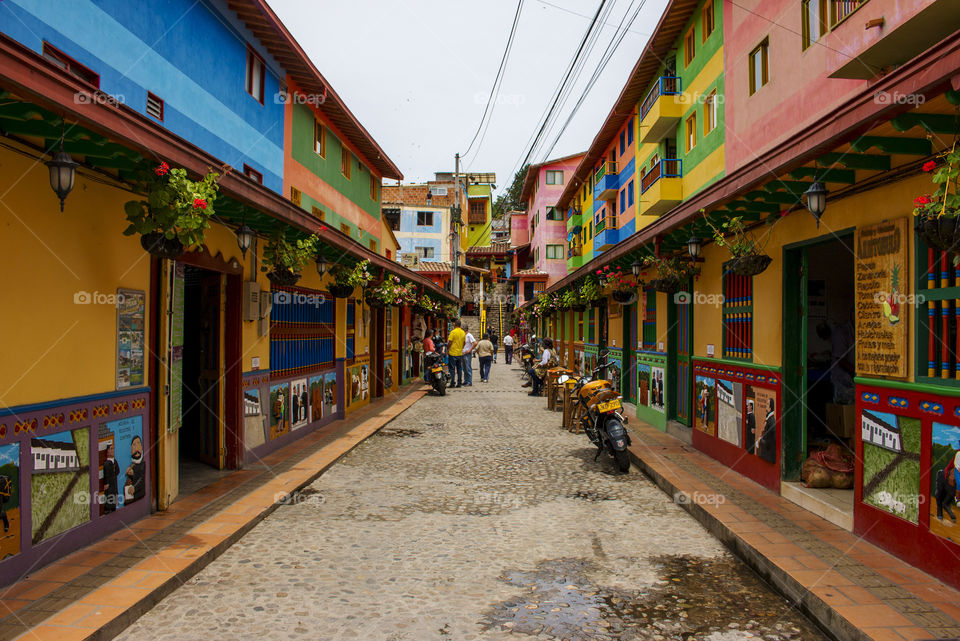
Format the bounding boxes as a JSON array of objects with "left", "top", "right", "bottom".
[
  {"left": 643, "top": 255, "right": 700, "bottom": 293},
  {"left": 123, "top": 162, "right": 221, "bottom": 258},
  {"left": 559, "top": 289, "right": 577, "bottom": 310},
  {"left": 579, "top": 277, "right": 602, "bottom": 307},
  {"left": 443, "top": 302, "right": 459, "bottom": 320},
  {"left": 328, "top": 259, "right": 372, "bottom": 298},
  {"left": 704, "top": 212, "right": 774, "bottom": 276},
  {"left": 914, "top": 146, "right": 960, "bottom": 252},
  {"left": 261, "top": 232, "right": 320, "bottom": 286}
]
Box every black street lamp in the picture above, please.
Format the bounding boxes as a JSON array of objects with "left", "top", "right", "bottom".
[
  {"left": 804, "top": 181, "right": 827, "bottom": 227},
  {"left": 687, "top": 234, "right": 702, "bottom": 261},
  {"left": 235, "top": 223, "right": 255, "bottom": 258},
  {"left": 315, "top": 252, "right": 328, "bottom": 277},
  {"left": 46, "top": 144, "right": 78, "bottom": 212}
]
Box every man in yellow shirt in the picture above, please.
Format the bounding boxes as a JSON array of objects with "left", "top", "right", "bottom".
[{"left": 447, "top": 320, "right": 466, "bottom": 388}]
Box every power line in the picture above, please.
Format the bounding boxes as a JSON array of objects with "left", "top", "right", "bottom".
[
  {"left": 507, "top": 0, "right": 610, "bottom": 182},
  {"left": 461, "top": 0, "right": 525, "bottom": 159}
]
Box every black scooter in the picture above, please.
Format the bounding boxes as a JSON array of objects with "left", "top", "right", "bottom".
[{"left": 424, "top": 351, "right": 447, "bottom": 396}]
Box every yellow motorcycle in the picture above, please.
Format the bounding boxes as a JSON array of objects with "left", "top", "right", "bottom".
[{"left": 560, "top": 355, "right": 631, "bottom": 473}]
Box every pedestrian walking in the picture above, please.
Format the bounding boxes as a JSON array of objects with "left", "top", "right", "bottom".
[
  {"left": 476, "top": 333, "right": 495, "bottom": 382},
  {"left": 462, "top": 324, "right": 476, "bottom": 386},
  {"left": 490, "top": 331, "right": 499, "bottom": 363},
  {"left": 503, "top": 332, "right": 514, "bottom": 364},
  {"left": 447, "top": 321, "right": 466, "bottom": 388}
]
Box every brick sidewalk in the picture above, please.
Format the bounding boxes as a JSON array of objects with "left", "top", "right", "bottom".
[
  {"left": 0, "top": 385, "right": 428, "bottom": 641},
  {"left": 625, "top": 420, "right": 960, "bottom": 641}
]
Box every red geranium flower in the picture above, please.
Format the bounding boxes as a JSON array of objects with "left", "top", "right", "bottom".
[
  {"left": 154, "top": 161, "right": 169, "bottom": 176},
  {"left": 193, "top": 198, "right": 207, "bottom": 209},
  {"left": 923, "top": 160, "right": 937, "bottom": 173},
  {"left": 915, "top": 195, "right": 931, "bottom": 206},
  {"left": 320, "top": 225, "right": 328, "bottom": 232},
  {"left": 596, "top": 270, "right": 602, "bottom": 275}
]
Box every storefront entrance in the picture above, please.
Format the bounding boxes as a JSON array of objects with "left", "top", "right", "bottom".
[{"left": 782, "top": 230, "right": 856, "bottom": 528}]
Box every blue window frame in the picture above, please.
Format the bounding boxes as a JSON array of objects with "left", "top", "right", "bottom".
[
  {"left": 627, "top": 117, "right": 634, "bottom": 145},
  {"left": 620, "top": 189, "right": 626, "bottom": 213},
  {"left": 619, "top": 131, "right": 626, "bottom": 155},
  {"left": 628, "top": 179, "right": 635, "bottom": 206}
]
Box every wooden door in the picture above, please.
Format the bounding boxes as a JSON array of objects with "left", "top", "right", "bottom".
[
  {"left": 668, "top": 285, "right": 693, "bottom": 426},
  {"left": 196, "top": 272, "right": 223, "bottom": 468}
]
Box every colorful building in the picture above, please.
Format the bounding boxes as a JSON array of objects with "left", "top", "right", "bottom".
[
  {"left": 523, "top": 0, "right": 960, "bottom": 591},
  {"left": 381, "top": 182, "right": 466, "bottom": 263},
  {"left": 0, "top": 0, "right": 456, "bottom": 584}
]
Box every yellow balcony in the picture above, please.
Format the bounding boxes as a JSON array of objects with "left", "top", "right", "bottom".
[
  {"left": 639, "top": 76, "right": 683, "bottom": 145},
  {"left": 639, "top": 159, "right": 682, "bottom": 217}
]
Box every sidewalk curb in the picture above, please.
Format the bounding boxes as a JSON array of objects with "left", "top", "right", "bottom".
[
  {"left": 31, "top": 389, "right": 427, "bottom": 641},
  {"left": 626, "top": 447, "right": 857, "bottom": 641}
]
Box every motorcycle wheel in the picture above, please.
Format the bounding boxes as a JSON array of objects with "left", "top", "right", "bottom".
[
  {"left": 435, "top": 377, "right": 446, "bottom": 396},
  {"left": 613, "top": 449, "right": 630, "bottom": 473}
]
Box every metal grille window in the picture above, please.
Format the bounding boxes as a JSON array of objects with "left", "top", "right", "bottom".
[
  {"left": 722, "top": 270, "right": 753, "bottom": 359},
  {"left": 269, "top": 285, "right": 336, "bottom": 377}
]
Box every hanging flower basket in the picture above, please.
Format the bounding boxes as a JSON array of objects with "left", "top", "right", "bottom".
[
  {"left": 266, "top": 268, "right": 300, "bottom": 286},
  {"left": 571, "top": 303, "right": 587, "bottom": 312},
  {"left": 611, "top": 289, "right": 637, "bottom": 305},
  {"left": 650, "top": 278, "right": 682, "bottom": 294},
  {"left": 728, "top": 253, "right": 772, "bottom": 277},
  {"left": 139, "top": 231, "right": 184, "bottom": 259},
  {"left": 364, "top": 292, "right": 385, "bottom": 308},
  {"left": 328, "top": 283, "right": 354, "bottom": 299},
  {"left": 916, "top": 212, "right": 960, "bottom": 252}
]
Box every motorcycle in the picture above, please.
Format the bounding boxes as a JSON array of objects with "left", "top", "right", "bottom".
[
  {"left": 561, "top": 355, "right": 631, "bottom": 473},
  {"left": 423, "top": 351, "right": 447, "bottom": 396},
  {"left": 519, "top": 343, "right": 535, "bottom": 383}
]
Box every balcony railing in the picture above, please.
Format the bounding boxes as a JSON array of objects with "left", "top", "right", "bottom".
[
  {"left": 595, "top": 215, "right": 617, "bottom": 234},
  {"left": 640, "top": 159, "right": 682, "bottom": 194},
  {"left": 640, "top": 76, "right": 681, "bottom": 120},
  {"left": 594, "top": 160, "right": 618, "bottom": 184},
  {"left": 831, "top": 0, "right": 866, "bottom": 27},
  {"left": 568, "top": 244, "right": 582, "bottom": 258}
]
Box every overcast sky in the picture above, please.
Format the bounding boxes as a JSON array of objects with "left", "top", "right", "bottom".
[{"left": 270, "top": 0, "right": 668, "bottom": 192}]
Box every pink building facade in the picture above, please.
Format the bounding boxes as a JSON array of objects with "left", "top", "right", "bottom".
[{"left": 519, "top": 153, "right": 586, "bottom": 286}]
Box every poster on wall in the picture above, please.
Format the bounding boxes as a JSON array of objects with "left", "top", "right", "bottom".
[
  {"left": 745, "top": 385, "right": 777, "bottom": 462},
  {"left": 861, "top": 410, "right": 920, "bottom": 523},
  {"left": 931, "top": 422, "right": 960, "bottom": 544},
  {"left": 637, "top": 363, "right": 651, "bottom": 406},
  {"left": 269, "top": 383, "right": 291, "bottom": 439},
  {"left": 384, "top": 358, "right": 394, "bottom": 390},
  {"left": 169, "top": 263, "right": 185, "bottom": 432},
  {"left": 309, "top": 376, "right": 324, "bottom": 422},
  {"left": 717, "top": 380, "right": 742, "bottom": 447},
  {"left": 97, "top": 416, "right": 145, "bottom": 515},
  {"left": 117, "top": 289, "right": 146, "bottom": 389},
  {"left": 31, "top": 427, "right": 90, "bottom": 544},
  {"left": 694, "top": 376, "right": 716, "bottom": 436},
  {"left": 243, "top": 388, "right": 267, "bottom": 450},
  {"left": 324, "top": 372, "right": 338, "bottom": 415},
  {"left": 0, "top": 443, "right": 21, "bottom": 560},
  {"left": 290, "top": 378, "right": 309, "bottom": 430},
  {"left": 360, "top": 364, "right": 370, "bottom": 400},
  {"left": 349, "top": 366, "right": 362, "bottom": 404},
  {"left": 650, "top": 366, "right": 665, "bottom": 413},
  {"left": 855, "top": 218, "right": 908, "bottom": 378}
]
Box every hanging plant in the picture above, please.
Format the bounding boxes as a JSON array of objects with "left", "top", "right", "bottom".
[
  {"left": 328, "top": 259, "right": 372, "bottom": 298},
  {"left": 366, "top": 274, "right": 415, "bottom": 307},
  {"left": 559, "top": 289, "right": 577, "bottom": 310},
  {"left": 703, "top": 211, "right": 775, "bottom": 276},
  {"left": 443, "top": 302, "right": 459, "bottom": 320},
  {"left": 261, "top": 232, "right": 320, "bottom": 286},
  {"left": 914, "top": 145, "right": 960, "bottom": 254},
  {"left": 643, "top": 255, "right": 700, "bottom": 293},
  {"left": 579, "top": 277, "right": 602, "bottom": 305},
  {"left": 123, "top": 162, "right": 222, "bottom": 258}
]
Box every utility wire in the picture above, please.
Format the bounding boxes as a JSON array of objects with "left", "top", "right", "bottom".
[{"left": 461, "top": 0, "right": 525, "bottom": 160}]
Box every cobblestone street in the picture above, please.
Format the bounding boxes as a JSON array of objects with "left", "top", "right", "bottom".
[{"left": 116, "top": 365, "right": 827, "bottom": 641}]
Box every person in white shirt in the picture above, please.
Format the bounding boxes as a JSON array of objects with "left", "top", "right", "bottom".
[
  {"left": 503, "top": 333, "right": 515, "bottom": 364},
  {"left": 462, "top": 325, "right": 476, "bottom": 386}
]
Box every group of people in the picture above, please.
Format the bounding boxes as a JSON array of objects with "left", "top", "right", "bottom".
[
  {"left": 420, "top": 321, "right": 507, "bottom": 387},
  {"left": 519, "top": 336, "right": 557, "bottom": 398}
]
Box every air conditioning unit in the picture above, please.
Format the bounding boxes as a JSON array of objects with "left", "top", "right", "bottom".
[{"left": 242, "top": 281, "right": 260, "bottom": 321}]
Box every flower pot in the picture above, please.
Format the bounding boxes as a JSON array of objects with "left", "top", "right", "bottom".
[
  {"left": 140, "top": 232, "right": 183, "bottom": 259},
  {"left": 917, "top": 213, "right": 960, "bottom": 252},
  {"left": 328, "top": 284, "right": 354, "bottom": 299},
  {"left": 571, "top": 304, "right": 587, "bottom": 312},
  {"left": 612, "top": 289, "right": 638, "bottom": 305},
  {"left": 266, "top": 269, "right": 301, "bottom": 286},
  {"left": 364, "top": 293, "right": 386, "bottom": 308},
  {"left": 650, "top": 278, "right": 681, "bottom": 294},
  {"left": 728, "top": 253, "right": 772, "bottom": 277}
]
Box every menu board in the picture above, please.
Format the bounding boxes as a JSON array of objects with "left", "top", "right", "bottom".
[
  {"left": 169, "top": 263, "right": 185, "bottom": 432},
  {"left": 855, "top": 218, "right": 908, "bottom": 378},
  {"left": 116, "top": 289, "right": 145, "bottom": 389}
]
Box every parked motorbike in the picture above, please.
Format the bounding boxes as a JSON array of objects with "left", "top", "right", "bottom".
[
  {"left": 424, "top": 351, "right": 447, "bottom": 396},
  {"left": 562, "top": 355, "right": 631, "bottom": 473},
  {"left": 519, "top": 343, "right": 535, "bottom": 383}
]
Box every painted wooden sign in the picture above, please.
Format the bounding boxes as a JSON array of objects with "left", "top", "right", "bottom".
[{"left": 856, "top": 218, "right": 908, "bottom": 378}]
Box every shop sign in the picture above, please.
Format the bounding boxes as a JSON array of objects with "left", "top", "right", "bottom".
[{"left": 856, "top": 218, "right": 908, "bottom": 378}]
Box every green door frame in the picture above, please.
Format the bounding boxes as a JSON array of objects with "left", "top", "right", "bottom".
[
  {"left": 781, "top": 227, "right": 855, "bottom": 481},
  {"left": 668, "top": 280, "right": 693, "bottom": 426}
]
